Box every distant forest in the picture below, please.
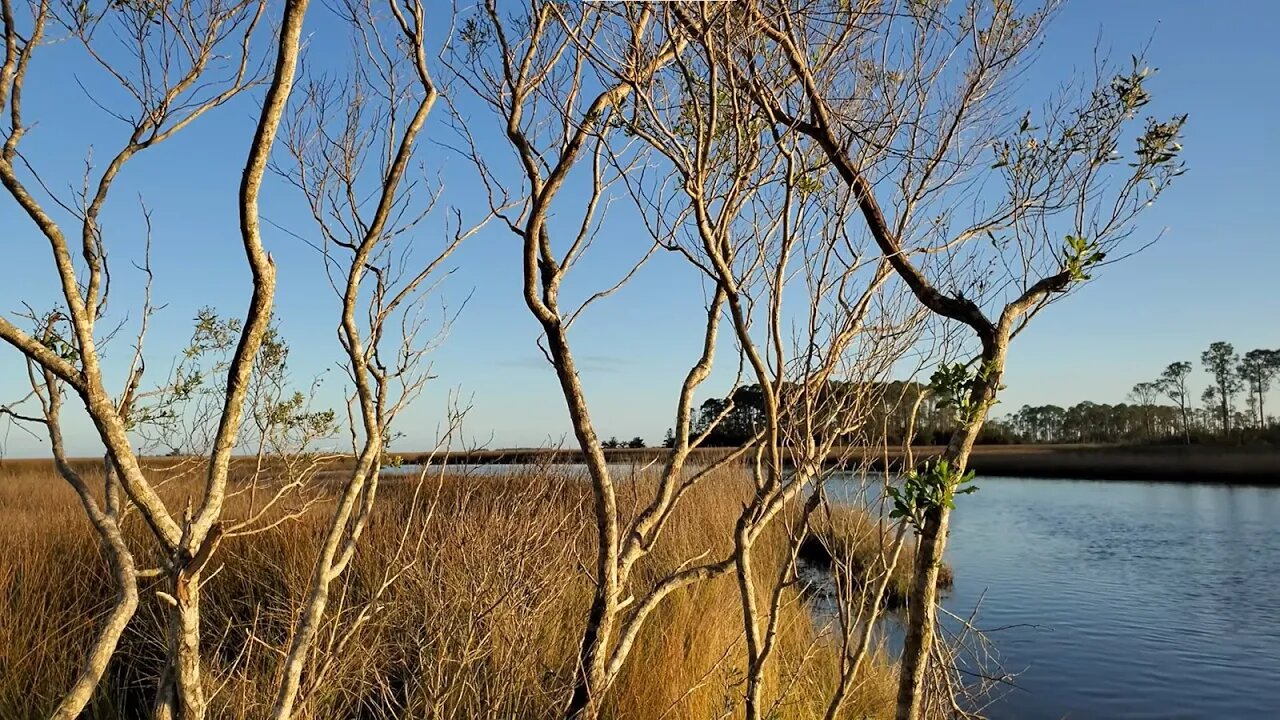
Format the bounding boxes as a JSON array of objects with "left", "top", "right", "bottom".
[
  {"left": 662, "top": 342, "right": 1280, "bottom": 448},
  {"left": 1002, "top": 342, "right": 1279, "bottom": 444}
]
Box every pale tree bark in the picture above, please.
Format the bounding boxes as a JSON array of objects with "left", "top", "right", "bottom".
[
  {"left": 449, "top": 5, "right": 736, "bottom": 716},
  {"left": 610, "top": 9, "right": 930, "bottom": 716},
  {"left": 2, "top": 356, "right": 140, "bottom": 720},
  {"left": 156, "top": 0, "right": 309, "bottom": 714},
  {"left": 723, "top": 2, "right": 1187, "bottom": 716},
  {"left": 455, "top": 5, "right": 928, "bottom": 716},
  {"left": 267, "top": 0, "right": 481, "bottom": 715},
  {"left": 0, "top": 0, "right": 312, "bottom": 716}
]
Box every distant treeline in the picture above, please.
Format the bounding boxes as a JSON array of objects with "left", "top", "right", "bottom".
[
  {"left": 661, "top": 381, "right": 1005, "bottom": 448},
  {"left": 653, "top": 342, "right": 1279, "bottom": 448},
  {"left": 1001, "top": 341, "right": 1279, "bottom": 444}
]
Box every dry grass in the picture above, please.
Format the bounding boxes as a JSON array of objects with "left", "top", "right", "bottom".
[
  {"left": 0, "top": 459, "right": 901, "bottom": 720},
  {"left": 804, "top": 507, "right": 953, "bottom": 609}
]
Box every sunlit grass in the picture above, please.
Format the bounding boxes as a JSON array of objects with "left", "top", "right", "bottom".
[{"left": 0, "top": 458, "right": 901, "bottom": 719}]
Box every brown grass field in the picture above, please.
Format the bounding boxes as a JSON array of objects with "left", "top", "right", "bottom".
[{"left": 0, "top": 458, "right": 923, "bottom": 720}]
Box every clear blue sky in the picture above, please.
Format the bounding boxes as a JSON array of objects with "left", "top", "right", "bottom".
[{"left": 2, "top": 1, "right": 1277, "bottom": 457}]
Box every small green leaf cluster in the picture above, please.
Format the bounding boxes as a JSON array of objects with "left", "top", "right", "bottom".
[
  {"left": 39, "top": 332, "right": 80, "bottom": 364},
  {"left": 104, "top": 0, "right": 165, "bottom": 26},
  {"left": 1062, "top": 234, "right": 1106, "bottom": 282},
  {"left": 31, "top": 311, "right": 80, "bottom": 364},
  {"left": 1110, "top": 61, "right": 1153, "bottom": 116},
  {"left": 256, "top": 391, "right": 337, "bottom": 438},
  {"left": 929, "top": 362, "right": 983, "bottom": 424},
  {"left": 886, "top": 458, "right": 978, "bottom": 532},
  {"left": 793, "top": 172, "right": 824, "bottom": 197},
  {"left": 1135, "top": 115, "right": 1186, "bottom": 169},
  {"left": 930, "top": 360, "right": 1004, "bottom": 428},
  {"left": 458, "top": 14, "right": 494, "bottom": 60},
  {"left": 988, "top": 56, "right": 1185, "bottom": 211},
  {"left": 989, "top": 110, "right": 1039, "bottom": 170},
  {"left": 187, "top": 308, "right": 242, "bottom": 359}
]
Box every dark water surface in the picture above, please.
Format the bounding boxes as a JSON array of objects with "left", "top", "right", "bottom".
[{"left": 884, "top": 476, "right": 1280, "bottom": 719}]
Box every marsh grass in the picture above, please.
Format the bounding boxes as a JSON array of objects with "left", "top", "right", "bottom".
[
  {"left": 0, "top": 458, "right": 901, "bottom": 719},
  {"left": 803, "top": 507, "right": 953, "bottom": 610}
]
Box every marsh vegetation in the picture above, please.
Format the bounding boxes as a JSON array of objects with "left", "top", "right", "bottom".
[{"left": 1, "top": 459, "right": 921, "bottom": 719}]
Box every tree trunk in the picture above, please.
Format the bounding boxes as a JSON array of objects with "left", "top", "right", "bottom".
[
  {"left": 736, "top": 520, "right": 764, "bottom": 720},
  {"left": 155, "top": 571, "right": 206, "bottom": 720},
  {"left": 49, "top": 508, "right": 139, "bottom": 720},
  {"left": 1220, "top": 386, "right": 1230, "bottom": 436},
  {"left": 565, "top": 602, "right": 613, "bottom": 719},
  {"left": 895, "top": 344, "right": 1003, "bottom": 719},
  {"left": 551, "top": 322, "right": 618, "bottom": 720},
  {"left": 894, "top": 502, "right": 951, "bottom": 720}
]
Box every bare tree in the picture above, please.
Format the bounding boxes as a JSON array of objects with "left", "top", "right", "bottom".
[
  {"left": 446, "top": 6, "right": 710, "bottom": 715},
  {"left": 266, "top": 0, "right": 483, "bottom": 715},
  {"left": 451, "top": 4, "right": 929, "bottom": 718},
  {"left": 703, "top": 2, "right": 1187, "bottom": 716},
  {"left": 0, "top": 0, "right": 313, "bottom": 715},
  {"left": 608, "top": 11, "right": 934, "bottom": 716},
  {"left": 2, "top": 0, "right": 474, "bottom": 713}
]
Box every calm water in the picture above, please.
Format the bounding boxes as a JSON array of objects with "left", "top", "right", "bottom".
[{"left": 895, "top": 476, "right": 1280, "bottom": 719}]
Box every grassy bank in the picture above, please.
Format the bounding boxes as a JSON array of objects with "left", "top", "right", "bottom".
[
  {"left": 387, "top": 444, "right": 1280, "bottom": 484},
  {"left": 0, "top": 460, "right": 916, "bottom": 719},
  {"left": 802, "top": 507, "right": 953, "bottom": 609}
]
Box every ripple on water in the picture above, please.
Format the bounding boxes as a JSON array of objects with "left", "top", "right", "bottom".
[{"left": 830, "top": 475, "right": 1280, "bottom": 720}]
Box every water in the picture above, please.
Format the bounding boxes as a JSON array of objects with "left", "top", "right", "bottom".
[{"left": 866, "top": 476, "right": 1280, "bottom": 719}]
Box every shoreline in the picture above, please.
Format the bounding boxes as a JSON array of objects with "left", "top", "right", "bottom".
[
  {"left": 400, "top": 444, "right": 1280, "bottom": 485},
  {"left": 5, "top": 444, "right": 1278, "bottom": 485}
]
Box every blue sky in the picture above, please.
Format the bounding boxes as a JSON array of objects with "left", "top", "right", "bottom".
[{"left": 2, "top": 1, "right": 1277, "bottom": 457}]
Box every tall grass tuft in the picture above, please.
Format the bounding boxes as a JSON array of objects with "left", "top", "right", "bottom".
[{"left": 805, "top": 506, "right": 953, "bottom": 609}]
